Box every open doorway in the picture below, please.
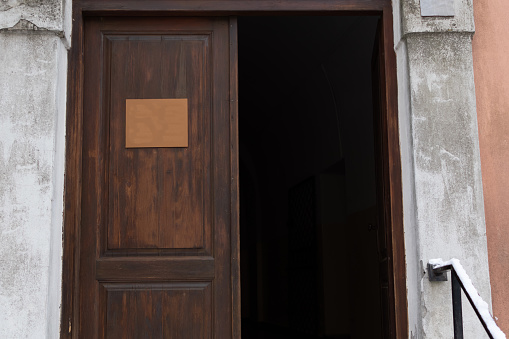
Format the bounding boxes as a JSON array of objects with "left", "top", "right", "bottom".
[{"left": 239, "top": 16, "right": 386, "bottom": 339}]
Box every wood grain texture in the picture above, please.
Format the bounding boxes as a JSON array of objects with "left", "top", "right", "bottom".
[
  {"left": 382, "top": 8, "right": 409, "bottom": 338},
  {"left": 372, "top": 17, "right": 394, "bottom": 339},
  {"left": 370, "top": 8, "right": 409, "bottom": 339},
  {"left": 96, "top": 257, "right": 215, "bottom": 281},
  {"left": 78, "top": 0, "right": 390, "bottom": 12},
  {"left": 80, "top": 17, "right": 103, "bottom": 339},
  {"left": 77, "top": 17, "right": 232, "bottom": 339},
  {"left": 210, "top": 17, "right": 233, "bottom": 339},
  {"left": 60, "top": 5, "right": 84, "bottom": 339},
  {"left": 229, "top": 16, "right": 241, "bottom": 339},
  {"left": 104, "top": 283, "right": 212, "bottom": 339},
  {"left": 63, "top": 3, "right": 406, "bottom": 339},
  {"left": 106, "top": 33, "right": 210, "bottom": 250}
]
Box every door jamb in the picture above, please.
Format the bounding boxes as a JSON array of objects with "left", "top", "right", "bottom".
[{"left": 61, "top": 2, "right": 406, "bottom": 338}]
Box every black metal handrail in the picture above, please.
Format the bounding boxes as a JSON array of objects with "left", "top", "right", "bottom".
[{"left": 428, "top": 259, "right": 506, "bottom": 339}]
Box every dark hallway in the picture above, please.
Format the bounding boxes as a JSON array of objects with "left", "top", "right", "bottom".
[{"left": 239, "top": 16, "right": 386, "bottom": 339}]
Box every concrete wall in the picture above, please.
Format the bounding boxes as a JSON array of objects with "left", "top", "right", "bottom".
[
  {"left": 0, "top": 1, "right": 70, "bottom": 338},
  {"left": 392, "top": 0, "right": 492, "bottom": 337},
  {"left": 472, "top": 0, "right": 509, "bottom": 334},
  {"left": 0, "top": 1, "right": 498, "bottom": 338}
]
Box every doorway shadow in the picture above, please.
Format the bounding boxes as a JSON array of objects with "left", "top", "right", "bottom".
[{"left": 239, "top": 15, "right": 385, "bottom": 339}]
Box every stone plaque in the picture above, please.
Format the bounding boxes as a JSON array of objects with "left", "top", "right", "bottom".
[
  {"left": 420, "top": 0, "right": 455, "bottom": 17},
  {"left": 126, "top": 99, "right": 188, "bottom": 148}
]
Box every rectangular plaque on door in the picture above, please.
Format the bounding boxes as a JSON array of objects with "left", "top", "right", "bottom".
[{"left": 126, "top": 99, "right": 188, "bottom": 148}]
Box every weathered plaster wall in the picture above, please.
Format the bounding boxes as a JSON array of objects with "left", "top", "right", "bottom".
[
  {"left": 393, "top": 0, "right": 492, "bottom": 337},
  {"left": 0, "top": 1, "right": 69, "bottom": 338},
  {"left": 400, "top": 0, "right": 475, "bottom": 35},
  {"left": 472, "top": 0, "right": 509, "bottom": 334}
]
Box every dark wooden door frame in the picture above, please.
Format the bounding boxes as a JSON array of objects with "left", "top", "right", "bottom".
[{"left": 62, "top": 1, "right": 406, "bottom": 338}]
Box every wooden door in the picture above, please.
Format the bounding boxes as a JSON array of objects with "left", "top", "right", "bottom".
[
  {"left": 372, "top": 18, "right": 396, "bottom": 339},
  {"left": 79, "top": 16, "right": 237, "bottom": 338}
]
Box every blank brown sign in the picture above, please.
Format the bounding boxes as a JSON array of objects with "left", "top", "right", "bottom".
[{"left": 126, "top": 98, "right": 188, "bottom": 148}]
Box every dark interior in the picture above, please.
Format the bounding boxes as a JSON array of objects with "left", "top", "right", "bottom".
[{"left": 239, "top": 16, "right": 384, "bottom": 339}]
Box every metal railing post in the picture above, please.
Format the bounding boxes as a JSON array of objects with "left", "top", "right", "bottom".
[
  {"left": 452, "top": 271, "right": 464, "bottom": 339},
  {"left": 428, "top": 259, "right": 505, "bottom": 339}
]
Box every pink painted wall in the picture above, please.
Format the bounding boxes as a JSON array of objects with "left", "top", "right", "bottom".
[{"left": 472, "top": 0, "right": 509, "bottom": 333}]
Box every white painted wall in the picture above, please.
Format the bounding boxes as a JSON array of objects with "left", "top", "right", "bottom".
[
  {"left": 392, "top": 0, "right": 492, "bottom": 338},
  {"left": 0, "top": 0, "right": 493, "bottom": 338},
  {"left": 0, "top": 1, "right": 69, "bottom": 338}
]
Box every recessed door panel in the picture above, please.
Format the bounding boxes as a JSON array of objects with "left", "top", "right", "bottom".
[
  {"left": 106, "top": 34, "right": 210, "bottom": 251},
  {"left": 103, "top": 283, "right": 212, "bottom": 338},
  {"left": 80, "top": 17, "right": 233, "bottom": 338}
]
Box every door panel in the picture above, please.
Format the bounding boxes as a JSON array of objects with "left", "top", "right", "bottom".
[
  {"left": 107, "top": 35, "right": 210, "bottom": 251},
  {"left": 104, "top": 283, "right": 212, "bottom": 338},
  {"left": 81, "top": 17, "right": 232, "bottom": 338}
]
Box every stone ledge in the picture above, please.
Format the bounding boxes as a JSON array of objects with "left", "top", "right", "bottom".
[
  {"left": 0, "top": 1, "right": 64, "bottom": 33},
  {"left": 400, "top": 0, "right": 475, "bottom": 36},
  {"left": 0, "top": 18, "right": 64, "bottom": 38}
]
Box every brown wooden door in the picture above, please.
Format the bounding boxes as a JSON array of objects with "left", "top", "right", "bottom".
[
  {"left": 80, "top": 16, "right": 236, "bottom": 338},
  {"left": 372, "top": 18, "right": 397, "bottom": 339}
]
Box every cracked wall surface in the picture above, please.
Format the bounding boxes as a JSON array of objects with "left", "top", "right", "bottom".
[
  {"left": 393, "top": 0, "right": 491, "bottom": 338},
  {"left": 0, "top": 0, "right": 71, "bottom": 45},
  {"left": 0, "top": 1, "right": 68, "bottom": 337},
  {"left": 0, "top": 1, "right": 495, "bottom": 338},
  {"left": 400, "top": 0, "right": 475, "bottom": 36},
  {"left": 0, "top": 0, "right": 62, "bottom": 30},
  {"left": 0, "top": 32, "right": 67, "bottom": 339}
]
